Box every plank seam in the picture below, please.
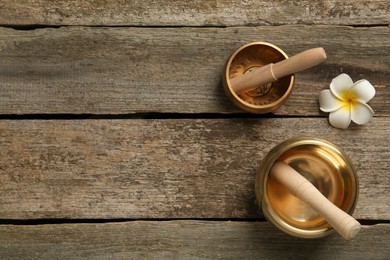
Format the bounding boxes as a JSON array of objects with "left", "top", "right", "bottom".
[
  {"left": 1, "top": 23, "right": 389, "bottom": 31},
  {"left": 0, "top": 218, "right": 388, "bottom": 226},
  {"left": 0, "top": 113, "right": 327, "bottom": 120}
]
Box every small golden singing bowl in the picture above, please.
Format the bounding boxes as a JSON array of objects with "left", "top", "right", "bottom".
[
  {"left": 255, "top": 137, "right": 359, "bottom": 238},
  {"left": 222, "top": 42, "right": 295, "bottom": 114}
]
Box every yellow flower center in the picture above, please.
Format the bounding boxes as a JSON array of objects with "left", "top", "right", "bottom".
[{"left": 339, "top": 90, "right": 357, "bottom": 110}]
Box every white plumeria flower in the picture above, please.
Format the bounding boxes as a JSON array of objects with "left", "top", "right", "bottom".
[{"left": 319, "top": 73, "right": 375, "bottom": 129}]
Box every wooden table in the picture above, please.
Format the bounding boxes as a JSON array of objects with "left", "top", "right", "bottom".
[{"left": 0, "top": 1, "right": 389, "bottom": 259}]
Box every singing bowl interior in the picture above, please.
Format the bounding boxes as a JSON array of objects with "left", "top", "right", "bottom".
[{"left": 223, "top": 42, "right": 294, "bottom": 114}]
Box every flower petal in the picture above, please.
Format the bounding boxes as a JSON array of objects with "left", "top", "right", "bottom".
[
  {"left": 319, "top": 89, "right": 343, "bottom": 112},
  {"left": 350, "top": 79, "right": 376, "bottom": 103},
  {"left": 351, "top": 100, "right": 374, "bottom": 125},
  {"left": 329, "top": 106, "right": 351, "bottom": 129},
  {"left": 330, "top": 73, "right": 353, "bottom": 100}
]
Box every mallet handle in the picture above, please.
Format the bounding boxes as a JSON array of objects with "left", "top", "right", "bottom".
[
  {"left": 231, "top": 48, "right": 326, "bottom": 95},
  {"left": 270, "top": 161, "right": 360, "bottom": 240}
]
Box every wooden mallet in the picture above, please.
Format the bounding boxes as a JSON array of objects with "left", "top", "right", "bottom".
[
  {"left": 270, "top": 161, "right": 361, "bottom": 240},
  {"left": 230, "top": 47, "right": 327, "bottom": 95}
]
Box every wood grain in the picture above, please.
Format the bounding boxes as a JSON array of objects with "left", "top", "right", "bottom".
[
  {"left": 1, "top": 1, "right": 388, "bottom": 258},
  {"left": 0, "top": 221, "right": 388, "bottom": 259},
  {"left": 0, "top": 0, "right": 389, "bottom": 26},
  {"left": 0, "top": 25, "right": 389, "bottom": 115},
  {"left": 0, "top": 118, "right": 388, "bottom": 220}
]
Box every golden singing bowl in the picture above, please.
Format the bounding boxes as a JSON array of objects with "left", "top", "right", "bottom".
[
  {"left": 222, "top": 42, "right": 295, "bottom": 114},
  {"left": 255, "top": 137, "right": 359, "bottom": 238}
]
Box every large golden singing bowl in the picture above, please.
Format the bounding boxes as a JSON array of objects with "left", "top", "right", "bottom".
[
  {"left": 255, "top": 137, "right": 359, "bottom": 238},
  {"left": 222, "top": 42, "right": 295, "bottom": 114}
]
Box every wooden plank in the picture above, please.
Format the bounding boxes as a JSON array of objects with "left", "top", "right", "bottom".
[
  {"left": 0, "top": 118, "right": 388, "bottom": 220},
  {"left": 0, "top": 1, "right": 389, "bottom": 26},
  {"left": 0, "top": 26, "right": 389, "bottom": 115},
  {"left": 0, "top": 221, "right": 388, "bottom": 259}
]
